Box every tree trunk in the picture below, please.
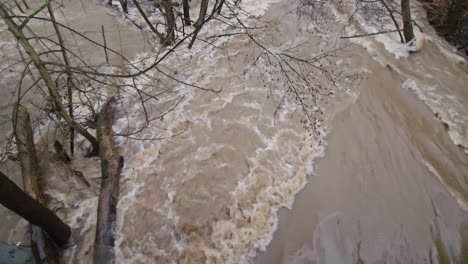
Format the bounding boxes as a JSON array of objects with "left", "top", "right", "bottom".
[
  {"left": 0, "top": 4, "right": 99, "bottom": 154},
  {"left": 188, "top": 0, "right": 209, "bottom": 49},
  {"left": 182, "top": 0, "right": 191, "bottom": 26},
  {"left": 0, "top": 172, "right": 71, "bottom": 246},
  {"left": 93, "top": 98, "right": 124, "bottom": 264},
  {"left": 13, "top": 105, "right": 42, "bottom": 197},
  {"left": 119, "top": 0, "right": 128, "bottom": 13},
  {"left": 12, "top": 105, "right": 71, "bottom": 264},
  {"left": 217, "top": 0, "right": 226, "bottom": 14},
  {"left": 194, "top": 0, "right": 208, "bottom": 28},
  {"left": 401, "top": 0, "right": 414, "bottom": 42},
  {"left": 162, "top": 0, "right": 176, "bottom": 45}
]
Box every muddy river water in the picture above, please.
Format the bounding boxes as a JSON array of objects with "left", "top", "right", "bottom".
[{"left": 0, "top": 0, "right": 467, "bottom": 263}]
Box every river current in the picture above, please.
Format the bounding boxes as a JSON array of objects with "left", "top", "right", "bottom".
[{"left": 0, "top": 0, "right": 467, "bottom": 263}]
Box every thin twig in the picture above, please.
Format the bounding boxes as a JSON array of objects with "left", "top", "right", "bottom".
[
  {"left": 340, "top": 29, "right": 402, "bottom": 39},
  {"left": 101, "top": 25, "right": 109, "bottom": 63}
]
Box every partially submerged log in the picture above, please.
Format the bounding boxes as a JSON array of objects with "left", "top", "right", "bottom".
[
  {"left": 0, "top": 172, "right": 71, "bottom": 247},
  {"left": 93, "top": 98, "right": 124, "bottom": 264},
  {"left": 12, "top": 105, "right": 71, "bottom": 263},
  {"left": 182, "top": 0, "right": 191, "bottom": 26}
]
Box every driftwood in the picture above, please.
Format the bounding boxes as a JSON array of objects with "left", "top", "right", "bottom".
[
  {"left": 93, "top": 98, "right": 124, "bottom": 264},
  {"left": 12, "top": 105, "right": 71, "bottom": 263},
  {"left": 182, "top": 0, "right": 191, "bottom": 25}
]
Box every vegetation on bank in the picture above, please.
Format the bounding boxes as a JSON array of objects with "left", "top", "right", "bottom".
[{"left": 422, "top": 0, "right": 468, "bottom": 54}]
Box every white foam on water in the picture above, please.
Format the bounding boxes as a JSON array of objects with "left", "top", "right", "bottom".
[
  {"left": 350, "top": 9, "right": 411, "bottom": 59},
  {"left": 239, "top": 0, "right": 284, "bottom": 17},
  {"left": 330, "top": 0, "right": 468, "bottom": 152},
  {"left": 421, "top": 158, "right": 468, "bottom": 212},
  {"left": 0, "top": 0, "right": 370, "bottom": 263},
  {"left": 109, "top": 1, "right": 349, "bottom": 258},
  {"left": 402, "top": 79, "right": 467, "bottom": 150},
  {"left": 13, "top": 0, "right": 460, "bottom": 262}
]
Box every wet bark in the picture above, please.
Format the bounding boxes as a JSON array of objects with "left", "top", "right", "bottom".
[
  {"left": 162, "top": 0, "right": 176, "bottom": 45},
  {"left": 182, "top": 0, "right": 191, "bottom": 26},
  {"left": 194, "top": 0, "right": 208, "bottom": 28},
  {"left": 119, "top": 0, "right": 128, "bottom": 13},
  {"left": 13, "top": 105, "right": 42, "bottom": 198},
  {"left": 188, "top": 0, "right": 209, "bottom": 49},
  {"left": 12, "top": 105, "right": 71, "bottom": 263},
  {"left": 93, "top": 98, "right": 124, "bottom": 264},
  {"left": 0, "top": 172, "right": 71, "bottom": 246},
  {"left": 401, "top": 0, "right": 415, "bottom": 42},
  {"left": 217, "top": 0, "right": 226, "bottom": 14}
]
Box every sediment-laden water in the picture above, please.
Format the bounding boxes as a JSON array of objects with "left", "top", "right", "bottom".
[{"left": 0, "top": 0, "right": 467, "bottom": 263}]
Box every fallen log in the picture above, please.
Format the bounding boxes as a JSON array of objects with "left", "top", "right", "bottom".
[
  {"left": 12, "top": 105, "right": 71, "bottom": 263},
  {"left": 0, "top": 172, "right": 71, "bottom": 246},
  {"left": 93, "top": 98, "right": 124, "bottom": 264}
]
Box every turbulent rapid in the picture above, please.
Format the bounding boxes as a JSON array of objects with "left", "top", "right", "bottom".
[{"left": 0, "top": 0, "right": 467, "bottom": 263}]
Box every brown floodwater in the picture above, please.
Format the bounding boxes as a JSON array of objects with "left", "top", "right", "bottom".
[
  {"left": 256, "top": 50, "right": 468, "bottom": 264},
  {"left": 0, "top": 0, "right": 147, "bottom": 255},
  {"left": 0, "top": 0, "right": 467, "bottom": 263},
  {"left": 255, "top": 1, "right": 468, "bottom": 262}
]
